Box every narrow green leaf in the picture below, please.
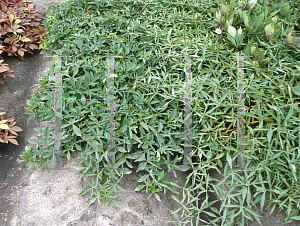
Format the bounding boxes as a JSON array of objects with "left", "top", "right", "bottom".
[
  {"left": 171, "top": 195, "right": 182, "bottom": 204},
  {"left": 140, "top": 121, "right": 149, "bottom": 132},
  {"left": 135, "top": 184, "right": 146, "bottom": 191},
  {"left": 157, "top": 170, "right": 165, "bottom": 181},
  {"left": 270, "top": 204, "right": 276, "bottom": 215},
  {"left": 73, "top": 66, "right": 79, "bottom": 76},
  {"left": 79, "top": 188, "right": 92, "bottom": 196},
  {"left": 117, "top": 146, "right": 127, "bottom": 153},
  {"left": 120, "top": 118, "right": 127, "bottom": 132},
  {"left": 267, "top": 126, "right": 273, "bottom": 144},
  {"left": 46, "top": 162, "right": 52, "bottom": 175},
  {"left": 148, "top": 125, "right": 157, "bottom": 136},
  {"left": 88, "top": 197, "right": 97, "bottom": 206},
  {"left": 211, "top": 207, "right": 220, "bottom": 214},
  {"left": 132, "top": 134, "right": 143, "bottom": 144},
  {"left": 203, "top": 211, "right": 216, "bottom": 218},
  {"left": 83, "top": 172, "right": 97, "bottom": 177},
  {"left": 157, "top": 133, "right": 163, "bottom": 145},
  {"left": 291, "top": 216, "right": 300, "bottom": 220},
  {"left": 112, "top": 200, "right": 123, "bottom": 208},
  {"left": 158, "top": 121, "right": 163, "bottom": 133},
  {"left": 175, "top": 164, "right": 190, "bottom": 171},
  {"left": 126, "top": 160, "right": 133, "bottom": 168},
  {"left": 283, "top": 107, "right": 293, "bottom": 125},
  {"left": 52, "top": 154, "right": 56, "bottom": 166},
  {"left": 71, "top": 164, "right": 86, "bottom": 171},
  {"left": 214, "top": 153, "right": 224, "bottom": 160},
  {"left": 261, "top": 192, "right": 265, "bottom": 212},
  {"left": 137, "top": 174, "right": 149, "bottom": 182},
  {"left": 27, "top": 114, "right": 34, "bottom": 125},
  {"left": 242, "top": 187, "right": 247, "bottom": 204},
  {"left": 246, "top": 206, "right": 263, "bottom": 218},
  {"left": 73, "top": 124, "right": 81, "bottom": 137},
  {"left": 226, "top": 152, "right": 232, "bottom": 169},
  {"left": 129, "top": 127, "right": 133, "bottom": 139},
  {"left": 67, "top": 151, "right": 70, "bottom": 160},
  {"left": 117, "top": 184, "right": 125, "bottom": 191},
  {"left": 154, "top": 193, "right": 161, "bottom": 202}
]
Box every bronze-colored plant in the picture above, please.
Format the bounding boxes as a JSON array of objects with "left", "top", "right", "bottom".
[
  {"left": 0, "top": 55, "right": 14, "bottom": 84},
  {"left": 0, "top": 0, "right": 48, "bottom": 84},
  {"left": 0, "top": 106, "right": 23, "bottom": 145}
]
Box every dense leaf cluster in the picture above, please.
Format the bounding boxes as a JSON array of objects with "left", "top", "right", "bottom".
[
  {"left": 20, "top": 0, "right": 300, "bottom": 225},
  {"left": 0, "top": 0, "right": 47, "bottom": 84}
]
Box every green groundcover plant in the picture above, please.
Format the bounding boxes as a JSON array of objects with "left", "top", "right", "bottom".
[{"left": 18, "top": 0, "right": 300, "bottom": 225}]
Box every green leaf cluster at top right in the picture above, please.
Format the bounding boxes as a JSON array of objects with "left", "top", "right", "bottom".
[{"left": 214, "top": 0, "right": 300, "bottom": 56}]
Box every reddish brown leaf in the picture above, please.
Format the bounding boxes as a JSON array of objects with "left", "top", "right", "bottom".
[
  {"left": 38, "top": 26, "right": 44, "bottom": 33},
  {"left": 17, "top": 49, "right": 24, "bottom": 57},
  {"left": 12, "top": 45, "right": 17, "bottom": 52},
  {"left": 0, "top": 0, "right": 47, "bottom": 66},
  {"left": 9, "top": 14, "right": 14, "bottom": 23},
  {"left": 7, "top": 138, "right": 18, "bottom": 145},
  {"left": 7, "top": 136, "right": 17, "bottom": 139},
  {"left": 4, "top": 38, "right": 10, "bottom": 43},
  {"left": 2, "top": 74, "right": 9, "bottom": 80},
  {"left": 10, "top": 126, "right": 22, "bottom": 132},
  {"left": 15, "top": 28, "right": 23, "bottom": 33},
  {"left": 0, "top": 65, "right": 9, "bottom": 73},
  {"left": 32, "top": 28, "right": 39, "bottom": 34},
  {"left": 27, "top": 49, "right": 33, "bottom": 54},
  {"left": 29, "top": 44, "right": 38, "bottom": 50},
  {"left": 4, "top": 71, "right": 15, "bottom": 78},
  {"left": 2, "top": 138, "right": 8, "bottom": 144},
  {"left": 8, "top": 129, "right": 18, "bottom": 136},
  {"left": 3, "top": 131, "right": 8, "bottom": 138},
  {"left": 6, "top": 116, "right": 14, "bottom": 122}
]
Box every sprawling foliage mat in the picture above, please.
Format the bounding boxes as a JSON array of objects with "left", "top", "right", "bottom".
[{"left": 20, "top": 0, "right": 300, "bottom": 225}]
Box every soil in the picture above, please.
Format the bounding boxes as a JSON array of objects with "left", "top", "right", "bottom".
[{"left": 0, "top": 0, "right": 299, "bottom": 226}]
